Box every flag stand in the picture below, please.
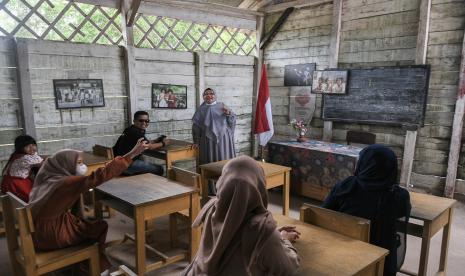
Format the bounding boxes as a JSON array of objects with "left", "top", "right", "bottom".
[{"left": 259, "top": 145, "right": 266, "bottom": 162}]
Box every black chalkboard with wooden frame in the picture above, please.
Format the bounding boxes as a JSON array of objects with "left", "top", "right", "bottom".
[{"left": 322, "top": 65, "right": 430, "bottom": 129}]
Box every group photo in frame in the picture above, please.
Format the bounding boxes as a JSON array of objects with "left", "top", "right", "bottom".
[
  {"left": 152, "top": 83, "right": 187, "bottom": 109},
  {"left": 312, "top": 70, "right": 348, "bottom": 94},
  {"left": 53, "top": 79, "right": 105, "bottom": 109}
]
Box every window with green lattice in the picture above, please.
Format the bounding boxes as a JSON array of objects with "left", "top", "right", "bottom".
[
  {"left": 0, "top": 0, "right": 123, "bottom": 45},
  {"left": 133, "top": 13, "right": 257, "bottom": 56},
  {"left": 0, "top": 0, "right": 257, "bottom": 56}
]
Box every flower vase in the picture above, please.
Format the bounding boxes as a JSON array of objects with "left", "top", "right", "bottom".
[{"left": 296, "top": 129, "right": 308, "bottom": 142}]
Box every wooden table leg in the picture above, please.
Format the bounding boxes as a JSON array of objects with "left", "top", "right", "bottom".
[
  {"left": 439, "top": 208, "right": 453, "bottom": 274},
  {"left": 135, "top": 208, "right": 146, "bottom": 275},
  {"left": 418, "top": 221, "right": 432, "bottom": 276},
  {"left": 376, "top": 257, "right": 385, "bottom": 276},
  {"left": 200, "top": 168, "right": 211, "bottom": 200},
  {"left": 94, "top": 192, "right": 103, "bottom": 220},
  {"left": 283, "top": 171, "right": 290, "bottom": 216},
  {"left": 190, "top": 193, "right": 201, "bottom": 261},
  {"left": 165, "top": 152, "right": 172, "bottom": 175}
]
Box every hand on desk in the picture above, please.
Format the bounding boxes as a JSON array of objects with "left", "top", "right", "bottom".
[
  {"left": 191, "top": 144, "right": 199, "bottom": 150},
  {"left": 162, "top": 138, "right": 171, "bottom": 146},
  {"left": 279, "top": 225, "right": 301, "bottom": 243}
]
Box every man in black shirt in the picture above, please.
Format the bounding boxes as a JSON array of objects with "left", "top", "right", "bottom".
[{"left": 113, "top": 111, "right": 169, "bottom": 176}]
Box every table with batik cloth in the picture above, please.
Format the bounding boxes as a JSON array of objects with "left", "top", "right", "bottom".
[{"left": 267, "top": 140, "right": 363, "bottom": 200}]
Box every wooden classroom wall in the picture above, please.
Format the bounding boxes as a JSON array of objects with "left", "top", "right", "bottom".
[
  {"left": 265, "top": 2, "right": 333, "bottom": 140},
  {"left": 204, "top": 53, "right": 255, "bottom": 155},
  {"left": 0, "top": 38, "right": 255, "bottom": 174},
  {"left": 134, "top": 48, "right": 196, "bottom": 142},
  {"left": 0, "top": 37, "right": 21, "bottom": 172},
  {"left": 28, "top": 40, "right": 128, "bottom": 154},
  {"left": 264, "top": 0, "right": 465, "bottom": 195}
]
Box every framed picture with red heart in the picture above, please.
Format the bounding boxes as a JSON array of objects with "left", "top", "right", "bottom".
[
  {"left": 311, "top": 69, "right": 348, "bottom": 94},
  {"left": 289, "top": 86, "right": 316, "bottom": 128}
]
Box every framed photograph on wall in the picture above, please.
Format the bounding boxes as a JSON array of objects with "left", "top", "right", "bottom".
[
  {"left": 284, "top": 63, "right": 316, "bottom": 86},
  {"left": 152, "top": 83, "right": 187, "bottom": 109},
  {"left": 311, "top": 69, "right": 348, "bottom": 94},
  {"left": 53, "top": 79, "right": 105, "bottom": 109}
]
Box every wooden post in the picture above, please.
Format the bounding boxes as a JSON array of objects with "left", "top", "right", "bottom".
[
  {"left": 252, "top": 16, "right": 264, "bottom": 157},
  {"left": 400, "top": 0, "right": 431, "bottom": 187},
  {"left": 322, "top": 0, "right": 342, "bottom": 142},
  {"left": 14, "top": 38, "right": 37, "bottom": 138},
  {"left": 194, "top": 51, "right": 205, "bottom": 108},
  {"left": 121, "top": 0, "right": 136, "bottom": 125},
  {"left": 444, "top": 31, "right": 465, "bottom": 198}
]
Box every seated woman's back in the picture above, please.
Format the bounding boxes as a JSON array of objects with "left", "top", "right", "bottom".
[
  {"left": 322, "top": 144, "right": 411, "bottom": 276},
  {"left": 183, "top": 155, "right": 300, "bottom": 276}
]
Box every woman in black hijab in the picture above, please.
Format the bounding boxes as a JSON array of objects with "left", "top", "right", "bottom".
[{"left": 322, "top": 144, "right": 411, "bottom": 276}]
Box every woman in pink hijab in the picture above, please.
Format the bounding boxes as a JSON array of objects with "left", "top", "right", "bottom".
[{"left": 183, "top": 155, "right": 300, "bottom": 276}]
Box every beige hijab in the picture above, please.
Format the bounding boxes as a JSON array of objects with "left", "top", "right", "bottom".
[
  {"left": 29, "top": 149, "right": 81, "bottom": 218},
  {"left": 184, "top": 155, "right": 277, "bottom": 276}
]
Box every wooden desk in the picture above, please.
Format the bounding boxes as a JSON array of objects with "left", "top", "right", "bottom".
[
  {"left": 94, "top": 174, "right": 200, "bottom": 275},
  {"left": 82, "top": 151, "right": 111, "bottom": 174},
  {"left": 268, "top": 140, "right": 362, "bottom": 200},
  {"left": 144, "top": 139, "right": 198, "bottom": 172},
  {"left": 274, "top": 214, "right": 388, "bottom": 275},
  {"left": 199, "top": 160, "right": 291, "bottom": 216},
  {"left": 401, "top": 192, "right": 456, "bottom": 276}
]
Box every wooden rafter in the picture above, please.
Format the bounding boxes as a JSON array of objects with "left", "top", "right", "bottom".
[
  {"left": 261, "top": 0, "right": 332, "bottom": 13},
  {"left": 259, "top": 7, "right": 294, "bottom": 49},
  {"left": 238, "top": 0, "right": 258, "bottom": 9},
  {"left": 126, "top": 0, "right": 141, "bottom": 26},
  {"left": 145, "top": 0, "right": 264, "bottom": 18}
]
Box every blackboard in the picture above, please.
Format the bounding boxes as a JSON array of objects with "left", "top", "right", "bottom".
[{"left": 322, "top": 66, "right": 430, "bottom": 128}]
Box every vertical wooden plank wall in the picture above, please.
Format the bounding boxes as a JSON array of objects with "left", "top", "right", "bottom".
[
  {"left": 204, "top": 53, "right": 255, "bottom": 155},
  {"left": 27, "top": 40, "right": 128, "bottom": 154},
  {"left": 265, "top": 3, "right": 334, "bottom": 140},
  {"left": 133, "top": 48, "right": 196, "bottom": 141},
  {"left": 262, "top": 0, "right": 464, "bottom": 195},
  {"left": 0, "top": 37, "right": 21, "bottom": 174}
]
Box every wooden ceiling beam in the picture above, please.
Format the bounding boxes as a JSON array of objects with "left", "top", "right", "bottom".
[
  {"left": 238, "top": 0, "right": 257, "bottom": 9},
  {"left": 145, "top": 0, "right": 264, "bottom": 19},
  {"left": 261, "top": 0, "right": 332, "bottom": 13}
]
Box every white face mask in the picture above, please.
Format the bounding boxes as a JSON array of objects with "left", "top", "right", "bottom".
[{"left": 76, "top": 164, "right": 88, "bottom": 176}]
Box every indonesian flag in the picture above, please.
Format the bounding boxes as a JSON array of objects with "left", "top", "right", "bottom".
[{"left": 254, "top": 65, "right": 274, "bottom": 146}]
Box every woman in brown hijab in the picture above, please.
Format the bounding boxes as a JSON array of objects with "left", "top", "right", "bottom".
[
  {"left": 28, "top": 138, "right": 147, "bottom": 272},
  {"left": 183, "top": 155, "right": 300, "bottom": 276}
]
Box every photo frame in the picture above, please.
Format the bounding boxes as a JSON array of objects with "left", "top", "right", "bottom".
[
  {"left": 284, "top": 63, "right": 316, "bottom": 86},
  {"left": 53, "top": 79, "right": 105, "bottom": 109},
  {"left": 152, "top": 83, "right": 187, "bottom": 109},
  {"left": 289, "top": 86, "right": 316, "bottom": 124},
  {"left": 311, "top": 70, "right": 348, "bottom": 94}
]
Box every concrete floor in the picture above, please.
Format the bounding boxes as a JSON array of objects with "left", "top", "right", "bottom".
[{"left": 1, "top": 191, "right": 464, "bottom": 275}]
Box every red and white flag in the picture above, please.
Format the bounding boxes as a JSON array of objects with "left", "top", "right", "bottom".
[{"left": 254, "top": 65, "right": 274, "bottom": 146}]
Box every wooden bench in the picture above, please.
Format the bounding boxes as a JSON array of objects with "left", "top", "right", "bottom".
[
  {"left": 300, "top": 203, "right": 371, "bottom": 242},
  {"left": 93, "top": 144, "right": 114, "bottom": 159},
  {"left": 1, "top": 192, "right": 100, "bottom": 276},
  {"left": 110, "top": 265, "right": 137, "bottom": 276}
]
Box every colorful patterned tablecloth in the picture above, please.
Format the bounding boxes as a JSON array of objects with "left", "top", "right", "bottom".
[{"left": 267, "top": 140, "right": 363, "bottom": 200}]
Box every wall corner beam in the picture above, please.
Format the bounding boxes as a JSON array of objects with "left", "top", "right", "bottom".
[
  {"left": 14, "top": 38, "right": 37, "bottom": 138},
  {"left": 444, "top": 31, "right": 465, "bottom": 198}
]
